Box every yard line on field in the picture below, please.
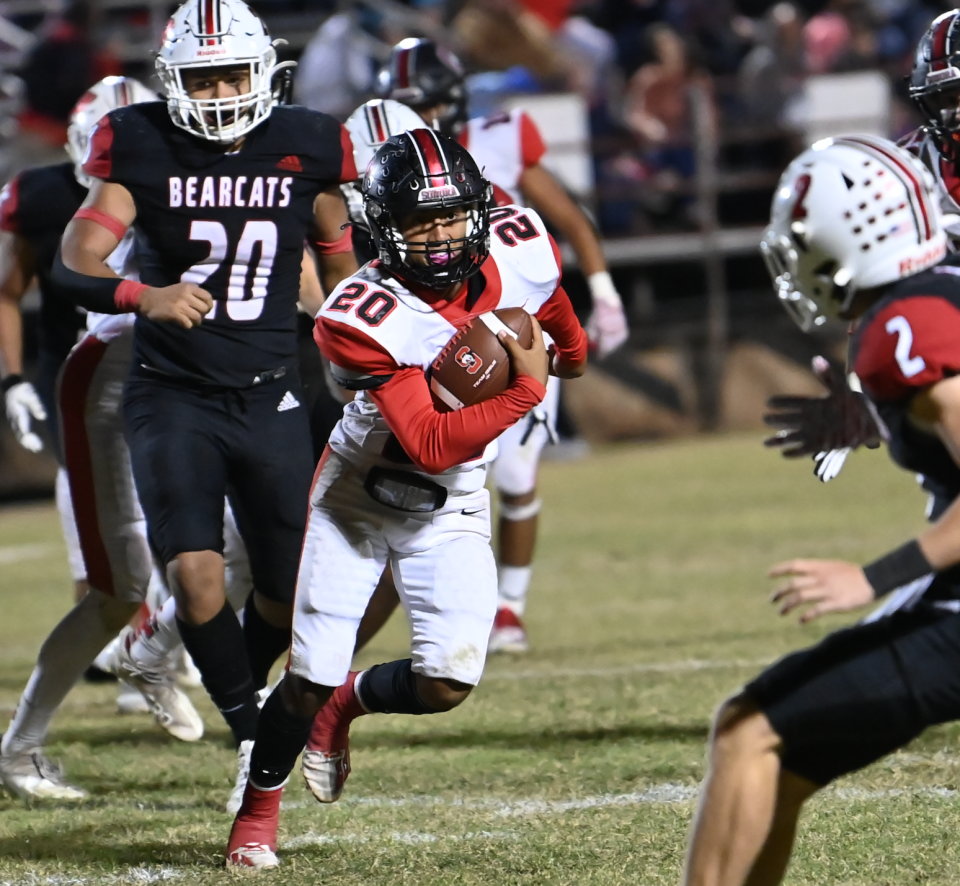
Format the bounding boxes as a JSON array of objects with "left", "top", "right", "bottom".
[
  {"left": 0, "top": 543, "right": 56, "bottom": 565},
  {"left": 281, "top": 782, "right": 960, "bottom": 816},
  {"left": 281, "top": 785, "right": 701, "bottom": 813},
  {"left": 484, "top": 657, "right": 774, "bottom": 682},
  {"left": 286, "top": 828, "right": 517, "bottom": 848},
  {"left": 0, "top": 866, "right": 182, "bottom": 886}
]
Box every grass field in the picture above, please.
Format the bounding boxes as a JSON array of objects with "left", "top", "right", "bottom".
[{"left": 2, "top": 432, "right": 959, "bottom": 885}]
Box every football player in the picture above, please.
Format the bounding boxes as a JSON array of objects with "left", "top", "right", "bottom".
[
  {"left": 766, "top": 9, "right": 960, "bottom": 480},
  {"left": 681, "top": 136, "right": 960, "bottom": 886},
  {"left": 225, "top": 130, "right": 587, "bottom": 870},
  {"left": 52, "top": 0, "right": 358, "bottom": 807},
  {"left": 378, "top": 38, "right": 627, "bottom": 652},
  {"left": 0, "top": 78, "right": 211, "bottom": 803},
  {"left": 0, "top": 77, "right": 154, "bottom": 615}
]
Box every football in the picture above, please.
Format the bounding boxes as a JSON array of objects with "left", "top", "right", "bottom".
[{"left": 430, "top": 307, "right": 534, "bottom": 410}]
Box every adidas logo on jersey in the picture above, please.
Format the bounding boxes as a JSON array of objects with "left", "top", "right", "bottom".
[
  {"left": 168, "top": 175, "right": 294, "bottom": 209},
  {"left": 277, "top": 391, "right": 300, "bottom": 412},
  {"left": 277, "top": 155, "right": 303, "bottom": 172}
]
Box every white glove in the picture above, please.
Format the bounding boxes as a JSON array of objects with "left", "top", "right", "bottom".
[
  {"left": 585, "top": 271, "right": 629, "bottom": 358},
  {"left": 4, "top": 379, "right": 47, "bottom": 453},
  {"left": 813, "top": 447, "right": 850, "bottom": 483}
]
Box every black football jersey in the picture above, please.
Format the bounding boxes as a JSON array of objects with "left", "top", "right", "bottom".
[
  {"left": 0, "top": 162, "right": 88, "bottom": 360},
  {"left": 83, "top": 102, "right": 356, "bottom": 388},
  {"left": 849, "top": 256, "right": 960, "bottom": 517}
]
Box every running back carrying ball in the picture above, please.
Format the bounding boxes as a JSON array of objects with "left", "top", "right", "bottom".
[{"left": 430, "top": 307, "right": 533, "bottom": 410}]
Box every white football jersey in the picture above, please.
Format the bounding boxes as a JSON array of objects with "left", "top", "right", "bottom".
[
  {"left": 316, "top": 205, "right": 563, "bottom": 490},
  {"left": 459, "top": 110, "right": 546, "bottom": 205}
]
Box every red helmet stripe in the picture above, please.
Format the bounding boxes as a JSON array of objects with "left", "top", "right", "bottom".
[
  {"left": 931, "top": 15, "right": 954, "bottom": 70},
  {"left": 368, "top": 103, "right": 387, "bottom": 143},
  {"left": 834, "top": 136, "right": 933, "bottom": 243},
  {"left": 411, "top": 128, "right": 447, "bottom": 181},
  {"left": 397, "top": 47, "right": 411, "bottom": 89}
]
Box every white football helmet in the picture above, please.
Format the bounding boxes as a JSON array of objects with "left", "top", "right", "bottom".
[
  {"left": 344, "top": 99, "right": 426, "bottom": 177},
  {"left": 66, "top": 77, "right": 158, "bottom": 188},
  {"left": 762, "top": 135, "right": 947, "bottom": 331},
  {"left": 156, "top": 0, "right": 294, "bottom": 144}
]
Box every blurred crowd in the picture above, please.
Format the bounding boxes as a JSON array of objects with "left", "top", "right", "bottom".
[{"left": 1, "top": 0, "right": 957, "bottom": 234}]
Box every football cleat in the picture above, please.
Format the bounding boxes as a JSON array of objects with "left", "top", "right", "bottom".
[
  {"left": 301, "top": 672, "right": 364, "bottom": 803},
  {"left": 0, "top": 746, "right": 87, "bottom": 801},
  {"left": 488, "top": 608, "right": 529, "bottom": 655},
  {"left": 107, "top": 628, "right": 204, "bottom": 742},
  {"left": 226, "top": 842, "right": 280, "bottom": 871},
  {"left": 226, "top": 782, "right": 284, "bottom": 870},
  {"left": 116, "top": 680, "right": 151, "bottom": 714},
  {"left": 226, "top": 740, "right": 255, "bottom": 815},
  {"left": 175, "top": 649, "right": 203, "bottom": 689}
]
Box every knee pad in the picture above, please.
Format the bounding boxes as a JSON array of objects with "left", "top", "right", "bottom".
[{"left": 499, "top": 497, "right": 542, "bottom": 522}]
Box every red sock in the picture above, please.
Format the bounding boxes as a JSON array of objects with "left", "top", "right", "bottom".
[{"left": 228, "top": 784, "right": 283, "bottom": 851}]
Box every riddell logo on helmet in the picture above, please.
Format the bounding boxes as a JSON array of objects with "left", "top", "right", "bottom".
[
  {"left": 456, "top": 347, "right": 482, "bottom": 374},
  {"left": 196, "top": 48, "right": 226, "bottom": 56},
  {"left": 899, "top": 242, "right": 946, "bottom": 275},
  {"left": 419, "top": 185, "right": 459, "bottom": 201}
]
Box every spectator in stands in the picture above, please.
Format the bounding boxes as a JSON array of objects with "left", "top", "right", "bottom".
[
  {"left": 738, "top": 2, "right": 805, "bottom": 126},
  {"left": 625, "top": 25, "right": 711, "bottom": 187}
]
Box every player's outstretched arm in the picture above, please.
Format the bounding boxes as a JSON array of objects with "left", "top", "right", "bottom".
[
  {"left": 311, "top": 186, "right": 359, "bottom": 295},
  {"left": 770, "top": 374, "right": 960, "bottom": 623},
  {"left": 520, "top": 164, "right": 628, "bottom": 357},
  {"left": 57, "top": 181, "right": 212, "bottom": 329}
]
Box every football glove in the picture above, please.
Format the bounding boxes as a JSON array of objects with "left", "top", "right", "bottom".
[
  {"left": 4, "top": 379, "right": 47, "bottom": 453},
  {"left": 763, "top": 356, "right": 885, "bottom": 482},
  {"left": 586, "top": 271, "right": 629, "bottom": 358}
]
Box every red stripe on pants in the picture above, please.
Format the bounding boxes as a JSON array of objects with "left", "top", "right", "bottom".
[{"left": 59, "top": 335, "right": 115, "bottom": 596}]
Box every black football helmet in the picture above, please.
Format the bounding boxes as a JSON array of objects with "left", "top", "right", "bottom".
[
  {"left": 363, "top": 129, "right": 492, "bottom": 289},
  {"left": 910, "top": 10, "right": 960, "bottom": 163},
  {"left": 377, "top": 38, "right": 467, "bottom": 137}
]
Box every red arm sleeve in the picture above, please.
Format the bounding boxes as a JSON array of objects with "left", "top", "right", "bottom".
[
  {"left": 854, "top": 296, "right": 960, "bottom": 401},
  {"left": 519, "top": 112, "right": 547, "bottom": 169},
  {"left": 370, "top": 369, "right": 546, "bottom": 475},
  {"left": 535, "top": 252, "right": 588, "bottom": 368}
]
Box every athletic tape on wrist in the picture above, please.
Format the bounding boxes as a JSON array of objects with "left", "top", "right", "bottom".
[
  {"left": 114, "top": 279, "right": 148, "bottom": 312},
  {"left": 499, "top": 498, "right": 542, "bottom": 522},
  {"left": 862, "top": 539, "right": 933, "bottom": 599}
]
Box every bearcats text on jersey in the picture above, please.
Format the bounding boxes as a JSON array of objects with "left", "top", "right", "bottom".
[{"left": 168, "top": 175, "right": 294, "bottom": 208}]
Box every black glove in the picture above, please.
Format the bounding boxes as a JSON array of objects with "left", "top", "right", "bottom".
[{"left": 764, "top": 356, "right": 886, "bottom": 481}]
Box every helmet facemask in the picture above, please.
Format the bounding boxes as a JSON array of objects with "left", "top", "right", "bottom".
[
  {"left": 157, "top": 54, "right": 283, "bottom": 144},
  {"left": 366, "top": 196, "right": 491, "bottom": 289},
  {"left": 914, "top": 84, "right": 960, "bottom": 165},
  {"left": 156, "top": 0, "right": 295, "bottom": 145}
]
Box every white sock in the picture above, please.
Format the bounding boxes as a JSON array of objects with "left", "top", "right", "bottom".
[
  {"left": 126, "top": 595, "right": 182, "bottom": 672},
  {"left": 497, "top": 565, "right": 533, "bottom": 616},
  {"left": 2, "top": 592, "right": 133, "bottom": 757}
]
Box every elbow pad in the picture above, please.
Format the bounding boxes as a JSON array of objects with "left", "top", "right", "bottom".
[{"left": 52, "top": 250, "right": 144, "bottom": 314}]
